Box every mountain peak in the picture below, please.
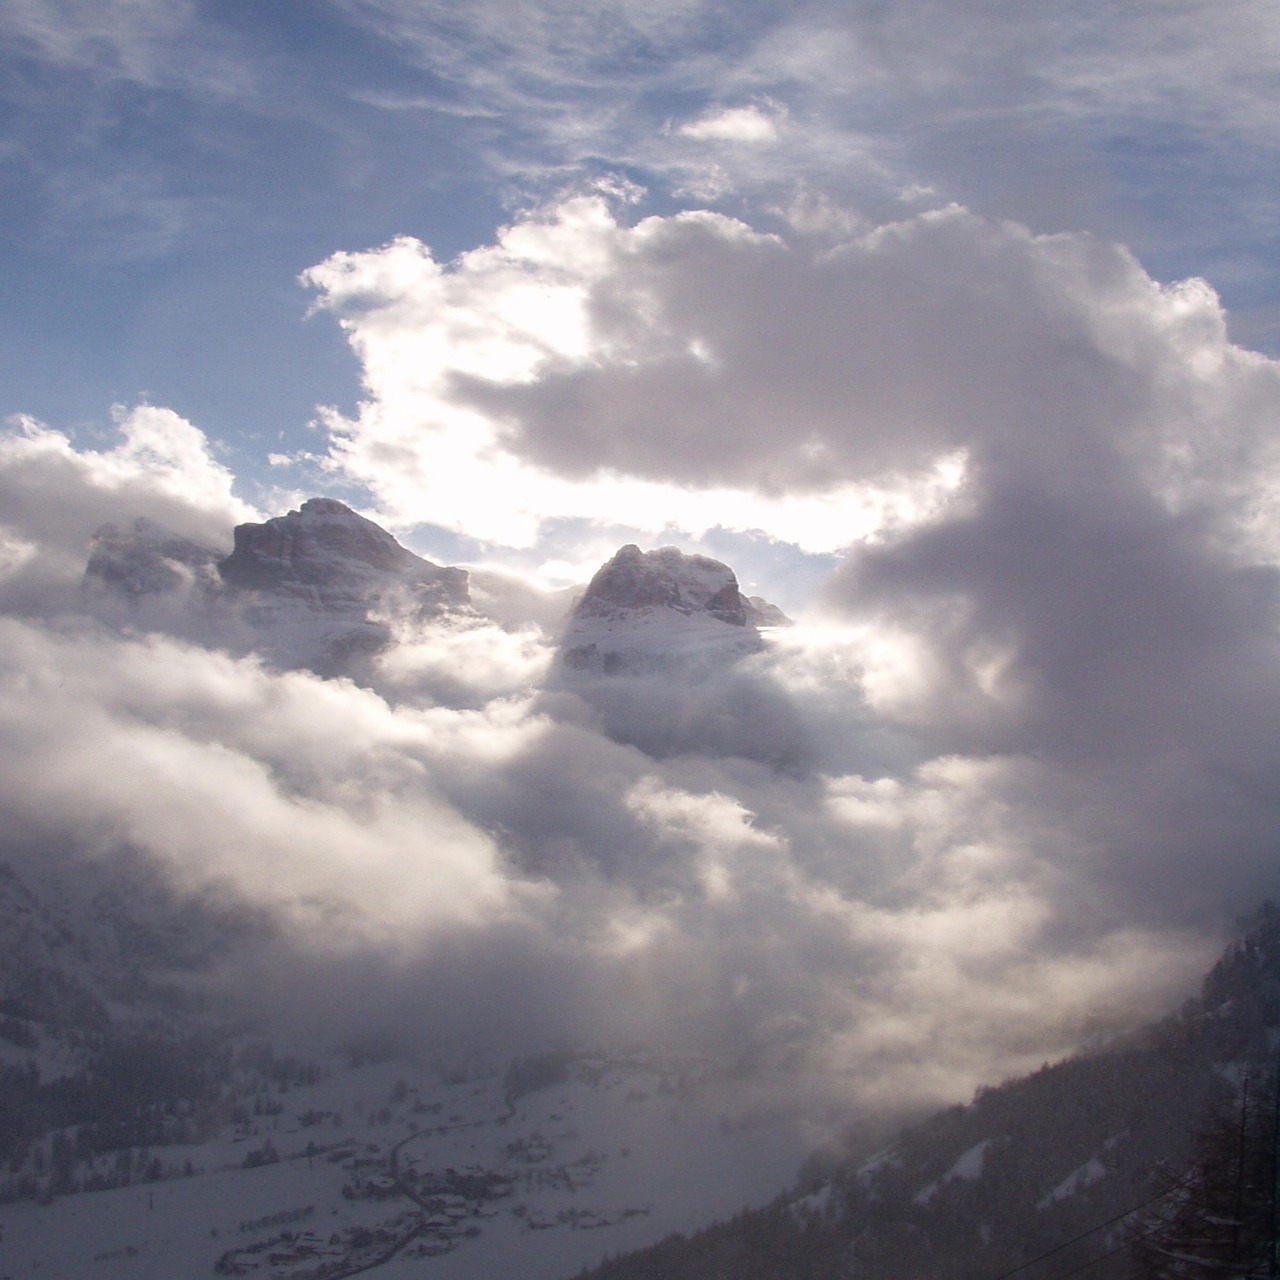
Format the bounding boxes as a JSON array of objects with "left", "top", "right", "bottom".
[
  {"left": 574, "top": 544, "right": 751, "bottom": 626},
  {"left": 218, "top": 498, "right": 462, "bottom": 595},
  {"left": 84, "top": 517, "right": 220, "bottom": 597}
]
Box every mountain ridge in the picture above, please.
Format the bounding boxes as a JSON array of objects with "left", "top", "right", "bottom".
[{"left": 84, "top": 498, "right": 790, "bottom": 690}]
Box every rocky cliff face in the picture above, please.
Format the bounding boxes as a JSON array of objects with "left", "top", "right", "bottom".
[
  {"left": 215, "top": 499, "right": 471, "bottom": 673},
  {"left": 573, "top": 544, "right": 752, "bottom": 626},
  {"left": 218, "top": 497, "right": 469, "bottom": 613}
]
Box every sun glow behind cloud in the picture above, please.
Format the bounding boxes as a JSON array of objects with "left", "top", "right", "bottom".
[
  {"left": 4, "top": 0, "right": 1280, "bottom": 1143},
  {"left": 299, "top": 194, "right": 976, "bottom": 559}
]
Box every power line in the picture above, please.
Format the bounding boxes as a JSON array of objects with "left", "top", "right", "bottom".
[{"left": 986, "top": 1173, "right": 1195, "bottom": 1280}]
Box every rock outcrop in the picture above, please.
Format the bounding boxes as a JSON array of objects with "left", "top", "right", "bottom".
[
  {"left": 218, "top": 497, "right": 469, "bottom": 613},
  {"left": 573, "top": 544, "right": 752, "bottom": 626}
]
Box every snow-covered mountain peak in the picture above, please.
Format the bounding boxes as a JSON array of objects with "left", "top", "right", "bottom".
[
  {"left": 574, "top": 544, "right": 750, "bottom": 626},
  {"left": 552, "top": 544, "right": 793, "bottom": 706}
]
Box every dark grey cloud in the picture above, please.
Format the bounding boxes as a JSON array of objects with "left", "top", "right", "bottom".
[
  {"left": 817, "top": 431, "right": 1280, "bottom": 928},
  {"left": 444, "top": 206, "right": 1232, "bottom": 502}
]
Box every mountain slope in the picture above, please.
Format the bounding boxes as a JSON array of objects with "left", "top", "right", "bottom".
[
  {"left": 576, "top": 909, "right": 1280, "bottom": 1280},
  {"left": 551, "top": 544, "right": 805, "bottom": 767}
]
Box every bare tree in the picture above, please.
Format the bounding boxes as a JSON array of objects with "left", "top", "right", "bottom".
[{"left": 1131, "top": 1076, "right": 1280, "bottom": 1279}]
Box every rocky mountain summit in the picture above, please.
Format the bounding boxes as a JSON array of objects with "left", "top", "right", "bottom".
[
  {"left": 573, "top": 544, "right": 786, "bottom": 630},
  {"left": 85, "top": 498, "right": 473, "bottom": 675},
  {"left": 217, "top": 497, "right": 469, "bottom": 613},
  {"left": 214, "top": 498, "right": 472, "bottom": 674},
  {"left": 554, "top": 544, "right": 805, "bottom": 767},
  {"left": 85, "top": 506, "right": 789, "bottom": 686},
  {"left": 559, "top": 544, "right": 785, "bottom": 679},
  {"left": 83, "top": 504, "right": 799, "bottom": 754},
  {"left": 575, "top": 544, "right": 752, "bottom": 626}
]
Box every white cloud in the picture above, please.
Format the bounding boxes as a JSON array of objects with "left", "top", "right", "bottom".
[
  {"left": 0, "top": 620, "right": 537, "bottom": 942},
  {"left": 0, "top": 487, "right": 1213, "bottom": 1097},
  {"left": 0, "top": 405, "right": 256, "bottom": 615},
  {"left": 3, "top": 0, "right": 1280, "bottom": 1148},
  {"left": 678, "top": 105, "right": 781, "bottom": 143},
  {"left": 301, "top": 195, "right": 977, "bottom": 553},
  {"left": 2, "top": 404, "right": 248, "bottom": 516},
  {"left": 303, "top": 192, "right": 1280, "bottom": 581},
  {"left": 0, "top": 469, "right": 1250, "bottom": 1117}
]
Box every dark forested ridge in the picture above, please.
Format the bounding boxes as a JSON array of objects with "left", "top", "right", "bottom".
[{"left": 578, "top": 908, "right": 1280, "bottom": 1280}]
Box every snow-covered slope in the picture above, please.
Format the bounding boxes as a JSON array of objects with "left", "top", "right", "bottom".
[
  {"left": 552, "top": 545, "right": 805, "bottom": 767},
  {"left": 558, "top": 544, "right": 768, "bottom": 679},
  {"left": 579, "top": 911, "right": 1280, "bottom": 1280}
]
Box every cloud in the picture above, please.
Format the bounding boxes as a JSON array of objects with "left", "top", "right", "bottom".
[
  {"left": 301, "top": 195, "right": 978, "bottom": 552},
  {"left": 294, "top": 186, "right": 1280, "bottom": 970},
  {"left": 0, "top": 474, "right": 1229, "bottom": 1115},
  {"left": 1, "top": 0, "right": 254, "bottom": 95},
  {"left": 0, "top": 405, "right": 255, "bottom": 615},
  {"left": 3, "top": 0, "right": 197, "bottom": 84},
  {"left": 330, "top": 0, "right": 1280, "bottom": 261},
  {"left": 303, "top": 192, "right": 1280, "bottom": 577},
  {"left": 8, "top": 173, "right": 1280, "bottom": 1127},
  {"left": 678, "top": 105, "right": 781, "bottom": 143},
  {"left": 0, "top": 537, "right": 1232, "bottom": 1128}
]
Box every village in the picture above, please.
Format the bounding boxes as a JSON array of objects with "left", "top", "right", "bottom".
[{"left": 0, "top": 1046, "right": 803, "bottom": 1280}]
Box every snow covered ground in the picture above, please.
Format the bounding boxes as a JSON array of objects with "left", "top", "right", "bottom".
[{"left": 0, "top": 1051, "right": 808, "bottom": 1280}]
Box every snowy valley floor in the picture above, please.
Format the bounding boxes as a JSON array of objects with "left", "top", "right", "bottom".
[{"left": 0, "top": 1050, "right": 809, "bottom": 1280}]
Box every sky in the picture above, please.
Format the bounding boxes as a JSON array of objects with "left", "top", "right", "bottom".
[{"left": 3, "top": 0, "right": 1280, "bottom": 1132}]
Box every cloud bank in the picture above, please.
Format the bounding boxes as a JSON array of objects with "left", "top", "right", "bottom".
[{"left": 6, "top": 192, "right": 1280, "bottom": 1127}]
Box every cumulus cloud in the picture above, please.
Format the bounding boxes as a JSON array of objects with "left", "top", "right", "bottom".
[
  {"left": 0, "top": 404, "right": 255, "bottom": 615},
  {"left": 10, "top": 186, "right": 1280, "bottom": 1125},
  {"left": 303, "top": 191, "right": 1280, "bottom": 577},
  {"left": 678, "top": 105, "right": 781, "bottom": 143},
  {"left": 301, "top": 195, "right": 973, "bottom": 553}
]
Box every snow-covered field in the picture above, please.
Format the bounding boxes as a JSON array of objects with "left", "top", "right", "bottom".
[{"left": 0, "top": 1052, "right": 808, "bottom": 1280}]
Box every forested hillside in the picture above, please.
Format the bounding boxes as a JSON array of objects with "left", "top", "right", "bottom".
[{"left": 578, "top": 908, "right": 1280, "bottom": 1280}]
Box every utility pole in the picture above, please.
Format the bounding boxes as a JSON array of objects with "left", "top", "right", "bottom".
[
  {"left": 1268, "top": 1067, "right": 1279, "bottom": 1278},
  {"left": 1237, "top": 1074, "right": 1251, "bottom": 1260}
]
